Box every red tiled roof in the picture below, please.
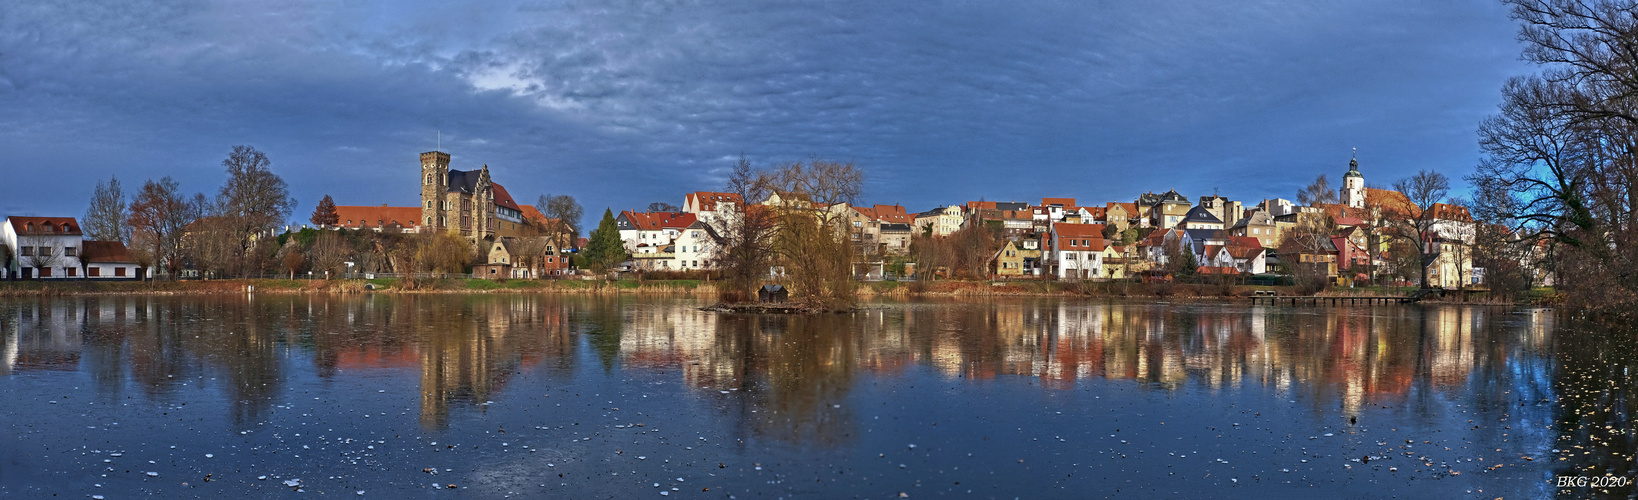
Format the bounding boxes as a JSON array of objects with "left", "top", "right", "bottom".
[
  {"left": 335, "top": 206, "right": 421, "bottom": 229},
  {"left": 521, "top": 205, "right": 549, "bottom": 226},
  {"left": 1226, "top": 246, "right": 1265, "bottom": 260},
  {"left": 1427, "top": 203, "right": 1472, "bottom": 222},
  {"left": 7, "top": 216, "right": 81, "bottom": 236},
  {"left": 1041, "top": 197, "right": 1076, "bottom": 207},
  {"left": 622, "top": 211, "right": 697, "bottom": 230},
  {"left": 1226, "top": 236, "right": 1263, "bottom": 249},
  {"left": 1197, "top": 266, "right": 1242, "bottom": 275},
  {"left": 81, "top": 241, "right": 134, "bottom": 263},
  {"left": 492, "top": 183, "right": 521, "bottom": 211},
  {"left": 1054, "top": 222, "right": 1106, "bottom": 238}
]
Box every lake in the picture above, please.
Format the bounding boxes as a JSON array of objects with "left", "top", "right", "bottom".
[{"left": 0, "top": 294, "right": 1630, "bottom": 498}]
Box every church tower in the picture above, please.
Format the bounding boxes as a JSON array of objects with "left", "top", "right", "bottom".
[
  {"left": 420, "top": 151, "right": 450, "bottom": 232},
  {"left": 1341, "top": 155, "right": 1365, "bottom": 209}
]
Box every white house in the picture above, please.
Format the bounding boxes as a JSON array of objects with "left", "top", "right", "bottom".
[
  {"left": 1050, "top": 223, "right": 1106, "bottom": 280},
  {"left": 81, "top": 241, "right": 143, "bottom": 279},
  {"left": 3, "top": 216, "right": 85, "bottom": 279},
  {"left": 670, "top": 221, "right": 722, "bottom": 271},
  {"left": 616, "top": 211, "right": 697, "bottom": 254}
]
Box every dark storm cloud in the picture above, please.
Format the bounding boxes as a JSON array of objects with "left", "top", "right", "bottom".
[{"left": 0, "top": 1, "right": 1526, "bottom": 222}]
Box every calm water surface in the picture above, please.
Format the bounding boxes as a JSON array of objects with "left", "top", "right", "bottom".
[{"left": 1, "top": 295, "right": 1632, "bottom": 498}]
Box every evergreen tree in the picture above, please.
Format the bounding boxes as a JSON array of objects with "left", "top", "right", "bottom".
[
  {"left": 310, "top": 194, "right": 339, "bottom": 227},
  {"left": 583, "top": 209, "right": 626, "bottom": 271}
]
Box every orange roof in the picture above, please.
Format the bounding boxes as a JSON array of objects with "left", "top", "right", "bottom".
[
  {"left": 621, "top": 211, "right": 697, "bottom": 230},
  {"left": 1197, "top": 266, "right": 1242, "bottom": 275},
  {"left": 1226, "top": 235, "right": 1263, "bottom": 249},
  {"left": 856, "top": 204, "right": 912, "bottom": 223},
  {"left": 492, "top": 183, "right": 521, "bottom": 211},
  {"left": 81, "top": 241, "right": 134, "bottom": 263},
  {"left": 687, "top": 192, "right": 743, "bottom": 212},
  {"left": 965, "top": 201, "right": 997, "bottom": 211},
  {"left": 1041, "top": 197, "right": 1076, "bottom": 207},
  {"left": 521, "top": 205, "right": 550, "bottom": 226},
  {"left": 1427, "top": 203, "right": 1472, "bottom": 222},
  {"left": 7, "top": 216, "right": 81, "bottom": 236},
  {"left": 1226, "top": 246, "right": 1265, "bottom": 260},
  {"left": 1365, "top": 188, "right": 1414, "bottom": 217},
  {"left": 335, "top": 206, "right": 421, "bottom": 229},
  {"left": 1054, "top": 222, "right": 1106, "bottom": 238}
]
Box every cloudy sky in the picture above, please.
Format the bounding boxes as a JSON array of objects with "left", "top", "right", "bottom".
[{"left": 1, "top": 1, "right": 1531, "bottom": 227}]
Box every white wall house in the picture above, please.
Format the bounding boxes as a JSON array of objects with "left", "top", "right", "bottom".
[
  {"left": 1050, "top": 223, "right": 1106, "bottom": 280},
  {"left": 669, "top": 221, "right": 722, "bottom": 271},
  {"left": 81, "top": 241, "right": 143, "bottom": 279},
  {"left": 3, "top": 217, "right": 85, "bottom": 279}
]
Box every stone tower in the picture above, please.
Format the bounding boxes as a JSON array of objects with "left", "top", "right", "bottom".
[
  {"left": 420, "top": 151, "right": 450, "bottom": 232},
  {"left": 1341, "top": 157, "right": 1365, "bottom": 209}
]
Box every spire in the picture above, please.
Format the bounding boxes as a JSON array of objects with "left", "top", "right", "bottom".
[{"left": 1345, "top": 149, "right": 1362, "bottom": 178}]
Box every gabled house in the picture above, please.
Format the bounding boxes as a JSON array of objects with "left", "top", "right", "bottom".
[
  {"left": 1050, "top": 223, "right": 1107, "bottom": 280},
  {"left": 991, "top": 240, "right": 1026, "bottom": 277},
  {"left": 1180, "top": 205, "right": 1225, "bottom": 231},
  {"left": 1145, "top": 190, "right": 1191, "bottom": 228},
  {"left": 3, "top": 217, "right": 84, "bottom": 279},
  {"left": 683, "top": 191, "right": 743, "bottom": 231},
  {"left": 1228, "top": 209, "right": 1279, "bottom": 248}
]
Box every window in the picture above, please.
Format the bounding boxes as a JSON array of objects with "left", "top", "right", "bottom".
[
  {"left": 38, "top": 267, "right": 51, "bottom": 277},
  {"left": 61, "top": 224, "right": 70, "bottom": 232},
  {"left": 115, "top": 267, "right": 126, "bottom": 277},
  {"left": 89, "top": 267, "right": 101, "bottom": 277},
  {"left": 67, "top": 268, "right": 76, "bottom": 277},
  {"left": 64, "top": 246, "right": 77, "bottom": 257},
  {"left": 427, "top": 174, "right": 433, "bottom": 184},
  {"left": 39, "top": 247, "right": 52, "bottom": 257},
  {"left": 19, "top": 246, "right": 32, "bottom": 256}
]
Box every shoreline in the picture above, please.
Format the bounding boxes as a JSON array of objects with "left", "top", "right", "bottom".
[{"left": 0, "top": 278, "right": 1539, "bottom": 305}]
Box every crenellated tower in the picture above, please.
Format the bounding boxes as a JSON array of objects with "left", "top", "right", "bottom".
[{"left": 420, "top": 151, "right": 450, "bottom": 232}]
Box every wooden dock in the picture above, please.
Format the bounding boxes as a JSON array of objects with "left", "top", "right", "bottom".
[{"left": 1248, "top": 295, "right": 1416, "bottom": 306}]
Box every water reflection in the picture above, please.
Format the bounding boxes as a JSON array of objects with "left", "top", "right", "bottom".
[{"left": 0, "top": 296, "right": 1618, "bottom": 467}]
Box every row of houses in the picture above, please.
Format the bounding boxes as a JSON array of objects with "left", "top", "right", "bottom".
[{"left": 607, "top": 158, "right": 1481, "bottom": 286}]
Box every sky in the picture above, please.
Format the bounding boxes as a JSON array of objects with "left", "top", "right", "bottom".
[{"left": 0, "top": 0, "right": 1533, "bottom": 228}]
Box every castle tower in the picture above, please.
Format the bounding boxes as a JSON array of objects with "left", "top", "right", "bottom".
[
  {"left": 1341, "top": 156, "right": 1365, "bottom": 209},
  {"left": 420, "top": 151, "right": 451, "bottom": 232}
]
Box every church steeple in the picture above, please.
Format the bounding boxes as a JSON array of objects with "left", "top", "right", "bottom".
[{"left": 1341, "top": 150, "right": 1365, "bottom": 209}]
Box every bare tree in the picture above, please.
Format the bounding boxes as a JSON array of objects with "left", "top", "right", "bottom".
[
  {"left": 84, "top": 176, "right": 128, "bottom": 243},
  {"left": 1466, "top": 0, "right": 1638, "bottom": 314},
  {"left": 510, "top": 236, "right": 549, "bottom": 278},
  {"left": 308, "top": 231, "right": 350, "bottom": 279},
  {"left": 1382, "top": 170, "right": 1452, "bottom": 289},
  {"left": 217, "top": 145, "right": 296, "bottom": 275},
  {"left": 1297, "top": 174, "right": 1339, "bottom": 207},
  {"left": 647, "top": 202, "right": 680, "bottom": 213},
  {"left": 766, "top": 159, "right": 863, "bottom": 309},
  {"left": 127, "top": 177, "right": 197, "bottom": 279},
  {"left": 537, "top": 194, "right": 584, "bottom": 250},
  {"left": 710, "top": 156, "right": 776, "bottom": 302}
]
